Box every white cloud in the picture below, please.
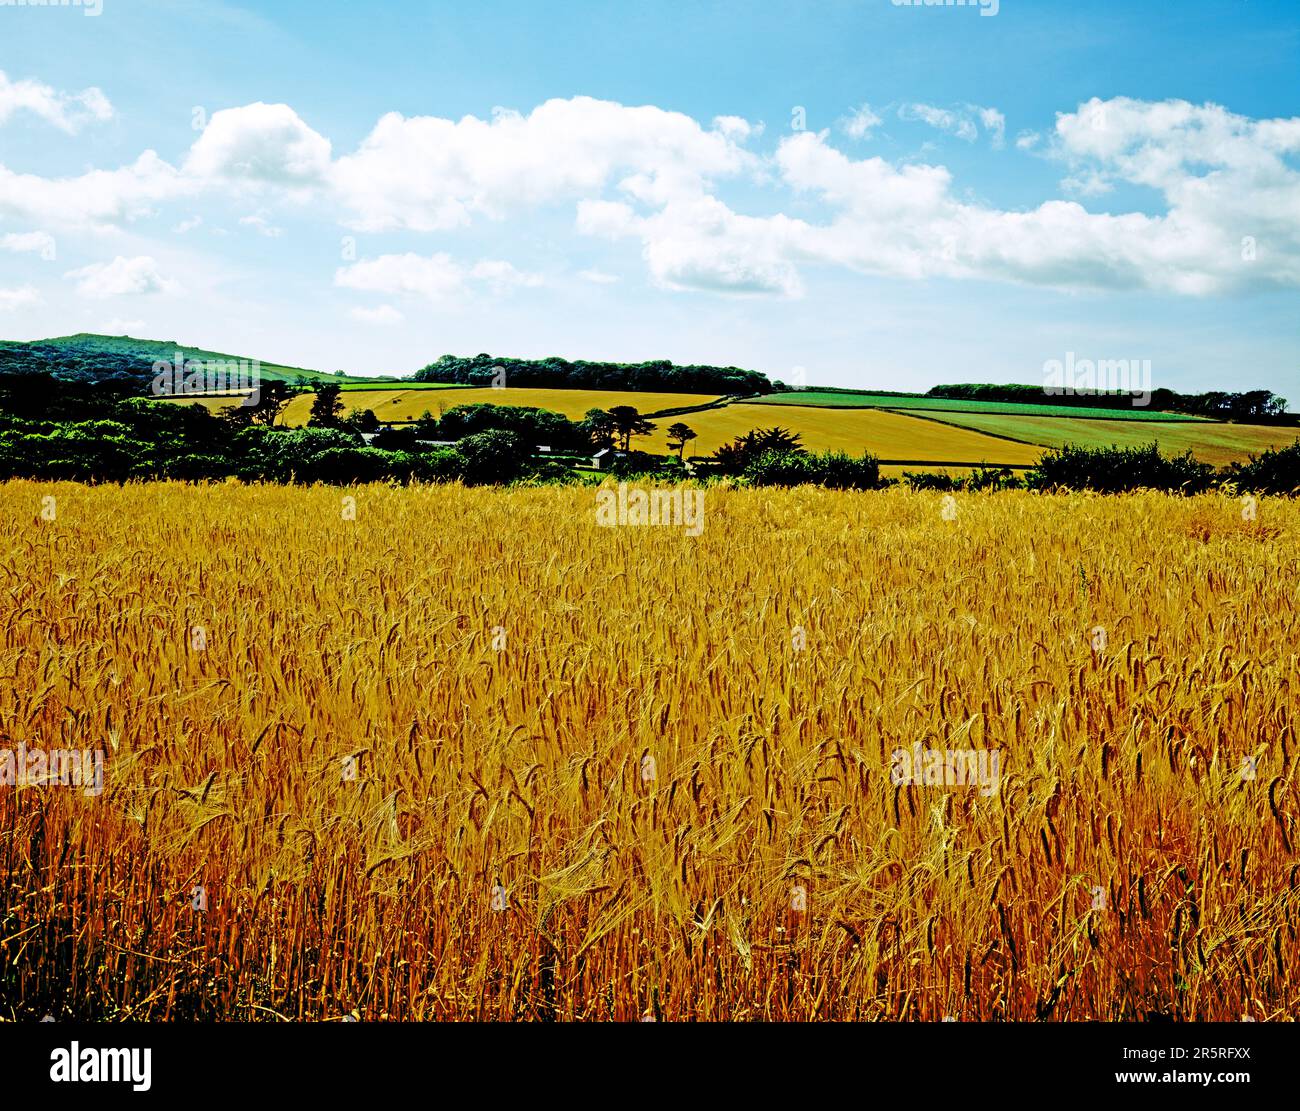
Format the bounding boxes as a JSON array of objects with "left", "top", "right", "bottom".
[
  {"left": 348, "top": 304, "right": 404, "bottom": 325},
  {"left": 899, "top": 103, "right": 1004, "bottom": 146},
  {"left": 579, "top": 194, "right": 804, "bottom": 297},
  {"left": 330, "top": 96, "right": 758, "bottom": 231},
  {"left": 0, "top": 286, "right": 41, "bottom": 312},
  {"left": 0, "top": 230, "right": 55, "bottom": 256},
  {"left": 975, "top": 106, "right": 1006, "bottom": 149},
  {"left": 0, "top": 70, "right": 113, "bottom": 133},
  {"left": 577, "top": 268, "right": 620, "bottom": 284},
  {"left": 900, "top": 103, "right": 978, "bottom": 142},
  {"left": 0, "top": 151, "right": 187, "bottom": 230},
  {"left": 3, "top": 91, "right": 1296, "bottom": 300},
  {"left": 173, "top": 215, "right": 204, "bottom": 233},
  {"left": 185, "top": 102, "right": 332, "bottom": 189},
  {"left": 64, "top": 255, "right": 182, "bottom": 298},
  {"left": 843, "top": 104, "right": 883, "bottom": 140}
]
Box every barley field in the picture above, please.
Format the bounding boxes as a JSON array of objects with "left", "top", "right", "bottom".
[
  {"left": 1, "top": 480, "right": 1296, "bottom": 1021},
  {"left": 279, "top": 387, "right": 723, "bottom": 427},
  {"left": 643, "top": 402, "right": 1044, "bottom": 465}
]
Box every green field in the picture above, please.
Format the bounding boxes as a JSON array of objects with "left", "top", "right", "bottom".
[
  {"left": 918, "top": 411, "right": 1300, "bottom": 468},
  {"left": 751, "top": 390, "right": 1207, "bottom": 421}
]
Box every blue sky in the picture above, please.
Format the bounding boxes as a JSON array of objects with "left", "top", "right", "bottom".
[{"left": 0, "top": 0, "right": 1296, "bottom": 396}]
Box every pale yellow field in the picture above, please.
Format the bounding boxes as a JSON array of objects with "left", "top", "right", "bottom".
[
  {"left": 3, "top": 480, "right": 1295, "bottom": 1021},
  {"left": 920, "top": 412, "right": 1300, "bottom": 468},
  {"left": 646, "top": 403, "right": 1043, "bottom": 464},
  {"left": 279, "top": 387, "right": 721, "bottom": 427}
]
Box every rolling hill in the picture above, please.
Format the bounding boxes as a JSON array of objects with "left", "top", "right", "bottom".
[{"left": 0, "top": 333, "right": 400, "bottom": 389}]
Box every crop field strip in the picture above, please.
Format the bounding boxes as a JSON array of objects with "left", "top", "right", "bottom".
[
  {"left": 749, "top": 391, "right": 1210, "bottom": 421},
  {"left": 643, "top": 403, "right": 1043, "bottom": 466},
  {"left": 913, "top": 412, "right": 1300, "bottom": 469}
]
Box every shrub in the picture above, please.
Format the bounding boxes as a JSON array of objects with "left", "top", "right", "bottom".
[
  {"left": 1224, "top": 439, "right": 1300, "bottom": 495},
  {"left": 745, "top": 448, "right": 880, "bottom": 489},
  {"left": 1025, "top": 442, "right": 1215, "bottom": 493},
  {"left": 455, "top": 429, "right": 530, "bottom": 485}
]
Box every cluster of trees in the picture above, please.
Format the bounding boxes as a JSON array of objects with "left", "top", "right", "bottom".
[
  {"left": 706, "top": 427, "right": 883, "bottom": 489},
  {"left": 0, "top": 374, "right": 546, "bottom": 485},
  {"left": 307, "top": 385, "right": 697, "bottom": 457},
  {"left": 0, "top": 339, "right": 158, "bottom": 388},
  {"left": 927, "top": 383, "right": 1291, "bottom": 422},
  {"left": 0, "top": 374, "right": 707, "bottom": 486},
  {"left": 413, "top": 352, "right": 773, "bottom": 395}
]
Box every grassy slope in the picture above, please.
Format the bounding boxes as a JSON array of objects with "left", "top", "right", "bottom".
[
  {"left": 751, "top": 390, "right": 1207, "bottom": 421},
  {"left": 916, "top": 411, "right": 1300, "bottom": 468}
]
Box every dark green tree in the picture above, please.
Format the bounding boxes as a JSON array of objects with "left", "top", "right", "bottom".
[
  {"left": 666, "top": 421, "right": 697, "bottom": 459},
  {"left": 607, "top": 406, "right": 656, "bottom": 451},
  {"left": 308, "top": 384, "right": 344, "bottom": 428}
]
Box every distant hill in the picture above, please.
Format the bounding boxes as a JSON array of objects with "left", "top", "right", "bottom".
[{"left": 0, "top": 334, "right": 401, "bottom": 390}]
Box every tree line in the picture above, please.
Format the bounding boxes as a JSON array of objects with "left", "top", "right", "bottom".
[{"left": 413, "top": 352, "right": 773, "bottom": 395}]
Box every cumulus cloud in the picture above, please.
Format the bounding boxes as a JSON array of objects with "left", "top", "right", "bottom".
[
  {"left": 184, "top": 102, "right": 332, "bottom": 188},
  {"left": 64, "top": 256, "right": 181, "bottom": 298},
  {"left": 0, "top": 151, "right": 187, "bottom": 230},
  {"left": 330, "top": 96, "right": 758, "bottom": 231},
  {"left": 0, "top": 71, "right": 113, "bottom": 133},
  {"left": 2, "top": 90, "right": 1296, "bottom": 299},
  {"left": 579, "top": 194, "right": 804, "bottom": 296}
]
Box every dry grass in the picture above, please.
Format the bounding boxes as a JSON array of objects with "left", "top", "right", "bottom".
[{"left": 0, "top": 480, "right": 1296, "bottom": 1021}]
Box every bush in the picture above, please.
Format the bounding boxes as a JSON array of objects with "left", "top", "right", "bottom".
[
  {"left": 606, "top": 450, "right": 668, "bottom": 479},
  {"left": 1224, "top": 439, "right": 1300, "bottom": 495},
  {"left": 1025, "top": 442, "right": 1215, "bottom": 493},
  {"left": 455, "top": 429, "right": 530, "bottom": 485},
  {"left": 745, "top": 448, "right": 880, "bottom": 489}
]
